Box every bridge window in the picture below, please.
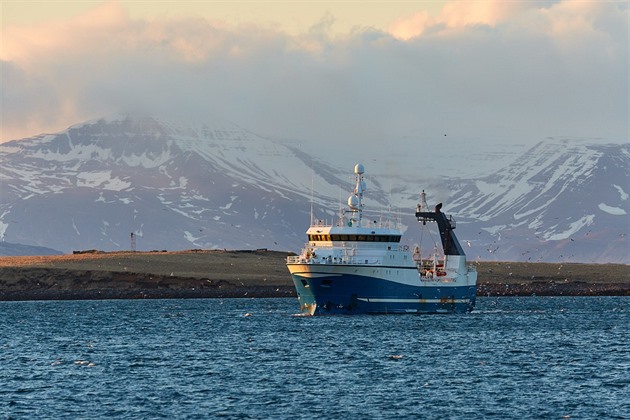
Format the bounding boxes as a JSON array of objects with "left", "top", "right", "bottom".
[{"left": 326, "top": 234, "right": 402, "bottom": 243}]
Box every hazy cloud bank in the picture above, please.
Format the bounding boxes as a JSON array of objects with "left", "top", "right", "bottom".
[{"left": 2, "top": 0, "right": 627, "bottom": 150}]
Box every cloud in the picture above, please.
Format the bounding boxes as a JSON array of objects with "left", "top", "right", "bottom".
[
  {"left": 388, "top": 0, "right": 544, "bottom": 40},
  {"left": 1, "top": 0, "right": 627, "bottom": 151}
]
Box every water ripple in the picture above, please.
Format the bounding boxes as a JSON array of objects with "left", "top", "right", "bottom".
[{"left": 0, "top": 296, "right": 628, "bottom": 418}]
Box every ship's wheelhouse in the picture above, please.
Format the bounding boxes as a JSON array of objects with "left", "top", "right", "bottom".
[{"left": 307, "top": 233, "right": 401, "bottom": 243}]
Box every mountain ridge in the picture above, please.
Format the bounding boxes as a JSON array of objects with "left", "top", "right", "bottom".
[{"left": 1, "top": 115, "right": 627, "bottom": 263}]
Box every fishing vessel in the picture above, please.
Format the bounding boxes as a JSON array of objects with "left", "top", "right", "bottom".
[{"left": 286, "top": 163, "right": 477, "bottom": 315}]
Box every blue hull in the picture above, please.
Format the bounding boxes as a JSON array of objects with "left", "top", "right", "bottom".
[{"left": 290, "top": 272, "right": 476, "bottom": 315}]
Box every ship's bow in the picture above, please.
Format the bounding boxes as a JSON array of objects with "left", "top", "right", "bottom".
[{"left": 287, "top": 260, "right": 318, "bottom": 315}]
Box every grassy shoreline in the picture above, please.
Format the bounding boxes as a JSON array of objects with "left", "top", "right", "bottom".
[{"left": 1, "top": 250, "right": 628, "bottom": 301}]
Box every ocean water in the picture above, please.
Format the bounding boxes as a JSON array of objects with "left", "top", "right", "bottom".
[{"left": 1, "top": 297, "right": 628, "bottom": 419}]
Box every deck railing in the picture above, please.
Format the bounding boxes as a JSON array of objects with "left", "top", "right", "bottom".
[
  {"left": 287, "top": 255, "right": 451, "bottom": 267},
  {"left": 287, "top": 255, "right": 383, "bottom": 265}
]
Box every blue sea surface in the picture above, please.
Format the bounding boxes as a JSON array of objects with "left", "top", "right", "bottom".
[{"left": 1, "top": 297, "right": 628, "bottom": 419}]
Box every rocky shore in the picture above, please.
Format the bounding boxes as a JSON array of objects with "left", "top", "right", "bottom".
[{"left": 0, "top": 250, "right": 628, "bottom": 301}]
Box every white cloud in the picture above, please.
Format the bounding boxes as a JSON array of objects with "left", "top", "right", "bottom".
[
  {"left": 1, "top": 0, "right": 627, "bottom": 151},
  {"left": 388, "top": 0, "right": 545, "bottom": 40}
]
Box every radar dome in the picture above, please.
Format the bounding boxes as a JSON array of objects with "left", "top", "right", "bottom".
[
  {"left": 348, "top": 195, "right": 359, "bottom": 209},
  {"left": 354, "top": 163, "right": 364, "bottom": 175}
]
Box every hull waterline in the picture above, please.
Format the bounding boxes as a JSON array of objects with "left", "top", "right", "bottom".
[{"left": 289, "top": 265, "right": 476, "bottom": 315}]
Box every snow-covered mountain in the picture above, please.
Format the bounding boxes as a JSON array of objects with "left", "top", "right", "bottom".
[
  {"left": 445, "top": 141, "right": 629, "bottom": 263},
  {"left": 0, "top": 116, "right": 354, "bottom": 254},
  {"left": 1, "top": 116, "right": 627, "bottom": 263}
]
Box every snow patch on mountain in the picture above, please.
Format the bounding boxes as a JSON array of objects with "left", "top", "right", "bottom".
[
  {"left": 544, "top": 215, "right": 595, "bottom": 241},
  {"left": 481, "top": 225, "right": 507, "bottom": 235},
  {"left": 0, "top": 221, "right": 7, "bottom": 239},
  {"left": 72, "top": 219, "right": 80, "bottom": 235},
  {"left": 76, "top": 171, "right": 131, "bottom": 190},
  {"left": 121, "top": 150, "right": 173, "bottom": 169},
  {"left": 184, "top": 231, "right": 203, "bottom": 246},
  {"left": 598, "top": 203, "right": 627, "bottom": 216},
  {"left": 613, "top": 184, "right": 628, "bottom": 201}
]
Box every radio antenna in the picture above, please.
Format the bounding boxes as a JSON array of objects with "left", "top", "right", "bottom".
[{"left": 310, "top": 160, "right": 314, "bottom": 226}]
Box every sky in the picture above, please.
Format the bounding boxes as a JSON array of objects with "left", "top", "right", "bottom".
[{"left": 1, "top": 0, "right": 628, "bottom": 151}]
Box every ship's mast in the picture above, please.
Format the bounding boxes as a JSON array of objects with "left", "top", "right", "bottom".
[
  {"left": 310, "top": 165, "right": 314, "bottom": 226},
  {"left": 347, "top": 163, "right": 365, "bottom": 226}
]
